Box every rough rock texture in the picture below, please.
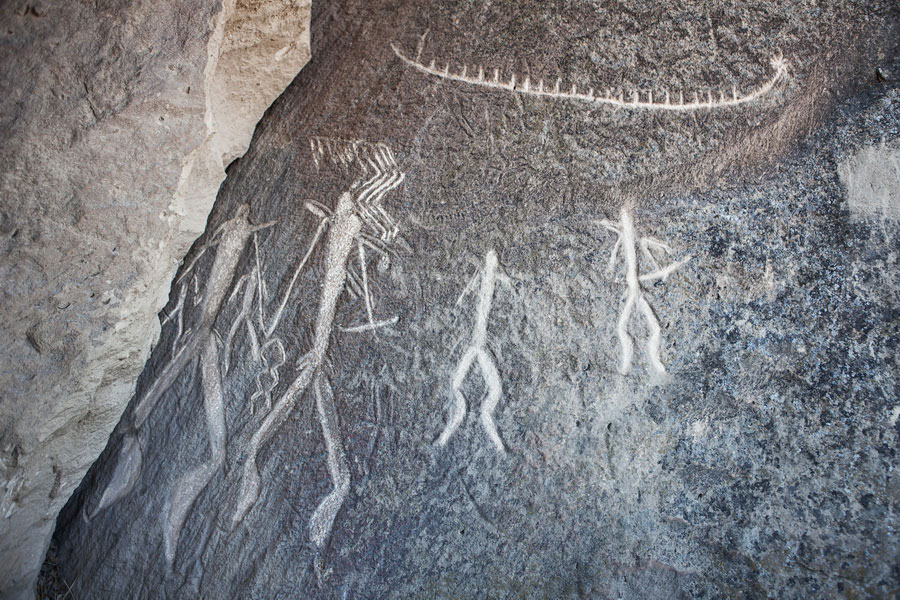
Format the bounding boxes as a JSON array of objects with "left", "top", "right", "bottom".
[
  {"left": 0, "top": 0, "right": 310, "bottom": 597},
  {"left": 55, "top": 0, "right": 898, "bottom": 598}
]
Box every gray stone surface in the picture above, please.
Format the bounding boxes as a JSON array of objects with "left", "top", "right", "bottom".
[
  {"left": 0, "top": 0, "right": 309, "bottom": 598},
  {"left": 55, "top": 0, "right": 898, "bottom": 598}
]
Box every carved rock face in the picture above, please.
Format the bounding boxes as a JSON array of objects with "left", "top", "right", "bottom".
[
  {"left": 0, "top": 0, "right": 309, "bottom": 597},
  {"left": 53, "top": 0, "right": 898, "bottom": 598}
]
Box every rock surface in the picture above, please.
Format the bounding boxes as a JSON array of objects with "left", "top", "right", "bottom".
[
  {"left": 55, "top": 0, "right": 898, "bottom": 598},
  {"left": 0, "top": 0, "right": 310, "bottom": 597}
]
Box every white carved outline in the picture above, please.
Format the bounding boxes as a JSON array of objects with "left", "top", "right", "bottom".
[
  {"left": 392, "top": 38, "right": 788, "bottom": 111},
  {"left": 232, "top": 139, "right": 405, "bottom": 553},
  {"left": 437, "top": 249, "right": 511, "bottom": 454},
  {"left": 600, "top": 208, "right": 689, "bottom": 375}
]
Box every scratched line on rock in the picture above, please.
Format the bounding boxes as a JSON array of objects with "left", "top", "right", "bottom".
[
  {"left": 393, "top": 32, "right": 788, "bottom": 111},
  {"left": 437, "top": 249, "right": 513, "bottom": 454},
  {"left": 600, "top": 208, "right": 689, "bottom": 376},
  {"left": 232, "top": 137, "right": 405, "bottom": 561}
]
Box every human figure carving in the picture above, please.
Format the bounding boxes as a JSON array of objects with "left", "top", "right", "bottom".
[
  {"left": 437, "top": 249, "right": 511, "bottom": 454},
  {"left": 86, "top": 205, "right": 275, "bottom": 523},
  {"left": 600, "top": 208, "right": 689, "bottom": 375},
  {"left": 232, "top": 139, "right": 404, "bottom": 556}
]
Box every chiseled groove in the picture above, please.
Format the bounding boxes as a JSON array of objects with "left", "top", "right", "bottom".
[{"left": 392, "top": 43, "right": 788, "bottom": 111}]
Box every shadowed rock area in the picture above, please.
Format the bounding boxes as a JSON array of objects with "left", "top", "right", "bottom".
[
  {"left": 53, "top": 0, "right": 898, "bottom": 598},
  {"left": 0, "top": 0, "right": 309, "bottom": 597}
]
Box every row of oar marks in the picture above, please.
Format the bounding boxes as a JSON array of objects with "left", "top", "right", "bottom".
[{"left": 392, "top": 41, "right": 788, "bottom": 111}]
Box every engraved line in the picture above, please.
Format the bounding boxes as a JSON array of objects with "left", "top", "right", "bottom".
[
  {"left": 639, "top": 257, "right": 690, "bottom": 283},
  {"left": 308, "top": 374, "right": 351, "bottom": 547},
  {"left": 393, "top": 43, "right": 788, "bottom": 111},
  {"left": 160, "top": 282, "right": 188, "bottom": 356},
  {"left": 358, "top": 241, "right": 378, "bottom": 331},
  {"left": 250, "top": 338, "right": 286, "bottom": 413},
  {"left": 636, "top": 295, "right": 665, "bottom": 375},
  {"left": 164, "top": 338, "right": 226, "bottom": 567},
  {"left": 340, "top": 315, "right": 399, "bottom": 333},
  {"left": 223, "top": 273, "right": 255, "bottom": 374},
  {"left": 264, "top": 215, "right": 328, "bottom": 338},
  {"left": 618, "top": 208, "right": 646, "bottom": 374}
]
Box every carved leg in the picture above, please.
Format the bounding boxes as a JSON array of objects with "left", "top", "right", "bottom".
[
  {"left": 476, "top": 348, "right": 505, "bottom": 454},
  {"left": 308, "top": 374, "right": 351, "bottom": 548},
  {"left": 232, "top": 356, "right": 316, "bottom": 528},
  {"left": 636, "top": 294, "right": 665, "bottom": 374},
  {"left": 437, "top": 346, "right": 477, "bottom": 447},
  {"left": 165, "top": 337, "right": 226, "bottom": 566},
  {"left": 616, "top": 289, "right": 637, "bottom": 375}
]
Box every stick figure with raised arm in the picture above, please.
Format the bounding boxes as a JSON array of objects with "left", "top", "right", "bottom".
[{"left": 599, "top": 207, "right": 690, "bottom": 376}]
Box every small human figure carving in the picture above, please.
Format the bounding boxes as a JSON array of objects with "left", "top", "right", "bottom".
[
  {"left": 437, "top": 249, "right": 512, "bottom": 454},
  {"left": 600, "top": 208, "right": 690, "bottom": 375}
]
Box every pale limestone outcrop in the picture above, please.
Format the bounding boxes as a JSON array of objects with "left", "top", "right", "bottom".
[{"left": 0, "top": 1, "right": 309, "bottom": 597}]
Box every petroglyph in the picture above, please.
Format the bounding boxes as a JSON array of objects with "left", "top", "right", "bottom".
[
  {"left": 437, "top": 249, "right": 511, "bottom": 454},
  {"left": 222, "top": 231, "right": 318, "bottom": 414},
  {"left": 393, "top": 34, "right": 788, "bottom": 111},
  {"left": 233, "top": 138, "right": 404, "bottom": 553},
  {"left": 134, "top": 205, "right": 276, "bottom": 429},
  {"left": 164, "top": 337, "right": 226, "bottom": 567},
  {"left": 160, "top": 281, "right": 189, "bottom": 356},
  {"left": 83, "top": 435, "right": 142, "bottom": 522},
  {"left": 309, "top": 137, "right": 403, "bottom": 243},
  {"left": 88, "top": 205, "right": 275, "bottom": 521},
  {"left": 222, "top": 270, "right": 258, "bottom": 375},
  {"left": 308, "top": 376, "right": 351, "bottom": 547},
  {"left": 600, "top": 208, "right": 689, "bottom": 375}
]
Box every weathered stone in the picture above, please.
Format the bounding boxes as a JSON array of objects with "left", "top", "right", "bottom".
[
  {"left": 840, "top": 143, "right": 900, "bottom": 223},
  {"left": 0, "top": 0, "right": 309, "bottom": 597},
  {"left": 55, "top": 0, "right": 898, "bottom": 598}
]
